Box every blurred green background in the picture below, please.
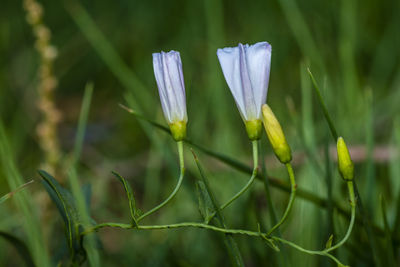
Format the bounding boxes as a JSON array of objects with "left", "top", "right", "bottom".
[{"left": 0, "top": 0, "right": 400, "bottom": 266}]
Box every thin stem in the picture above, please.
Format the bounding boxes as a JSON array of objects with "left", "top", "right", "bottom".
[
  {"left": 324, "top": 181, "right": 356, "bottom": 253},
  {"left": 220, "top": 140, "right": 259, "bottom": 210},
  {"left": 272, "top": 237, "right": 345, "bottom": 266},
  {"left": 273, "top": 181, "right": 356, "bottom": 256},
  {"left": 266, "top": 163, "right": 297, "bottom": 236},
  {"left": 82, "top": 221, "right": 261, "bottom": 237},
  {"left": 82, "top": 220, "right": 347, "bottom": 266},
  {"left": 137, "top": 141, "right": 185, "bottom": 222}
]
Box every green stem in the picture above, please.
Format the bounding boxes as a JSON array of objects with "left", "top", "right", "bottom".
[
  {"left": 272, "top": 180, "right": 356, "bottom": 263},
  {"left": 266, "top": 163, "right": 297, "bottom": 236},
  {"left": 220, "top": 140, "right": 259, "bottom": 210},
  {"left": 324, "top": 181, "right": 356, "bottom": 253},
  {"left": 271, "top": 237, "right": 345, "bottom": 266},
  {"left": 137, "top": 141, "right": 185, "bottom": 222},
  {"left": 81, "top": 220, "right": 346, "bottom": 266},
  {"left": 82, "top": 221, "right": 260, "bottom": 237}
]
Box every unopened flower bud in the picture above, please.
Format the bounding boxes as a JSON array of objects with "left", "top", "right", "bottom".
[
  {"left": 337, "top": 137, "right": 354, "bottom": 181},
  {"left": 262, "top": 104, "right": 292, "bottom": 164},
  {"left": 153, "top": 50, "right": 188, "bottom": 142}
]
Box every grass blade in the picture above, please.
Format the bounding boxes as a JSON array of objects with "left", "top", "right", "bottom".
[
  {"left": 192, "top": 150, "right": 244, "bottom": 267},
  {"left": 0, "top": 122, "right": 50, "bottom": 267},
  {"left": 0, "top": 180, "right": 34, "bottom": 205},
  {"left": 307, "top": 68, "right": 338, "bottom": 140},
  {"left": 66, "top": 83, "right": 100, "bottom": 266}
]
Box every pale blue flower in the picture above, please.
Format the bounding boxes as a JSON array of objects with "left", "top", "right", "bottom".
[
  {"left": 153, "top": 50, "right": 188, "bottom": 124},
  {"left": 217, "top": 42, "right": 271, "bottom": 122}
]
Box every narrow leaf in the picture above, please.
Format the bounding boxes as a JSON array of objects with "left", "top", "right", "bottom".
[
  {"left": 195, "top": 181, "right": 216, "bottom": 223},
  {"left": 192, "top": 150, "right": 244, "bottom": 267},
  {"left": 307, "top": 68, "right": 338, "bottom": 140},
  {"left": 38, "top": 170, "right": 83, "bottom": 261},
  {"left": 112, "top": 171, "right": 138, "bottom": 226},
  {"left": 325, "top": 234, "right": 333, "bottom": 249}
]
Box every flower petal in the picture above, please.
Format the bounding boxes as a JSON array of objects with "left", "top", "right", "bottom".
[
  {"left": 245, "top": 42, "right": 271, "bottom": 118},
  {"left": 217, "top": 47, "right": 248, "bottom": 120},
  {"left": 239, "top": 43, "right": 257, "bottom": 120},
  {"left": 217, "top": 42, "right": 271, "bottom": 121}
]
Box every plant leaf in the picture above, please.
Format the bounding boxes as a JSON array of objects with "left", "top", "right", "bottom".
[
  {"left": 0, "top": 231, "right": 35, "bottom": 267},
  {"left": 192, "top": 150, "right": 244, "bottom": 267},
  {"left": 195, "top": 181, "right": 216, "bottom": 223},
  {"left": 38, "top": 170, "right": 85, "bottom": 262},
  {"left": 325, "top": 234, "right": 333, "bottom": 249},
  {"left": 112, "top": 171, "right": 138, "bottom": 226}
]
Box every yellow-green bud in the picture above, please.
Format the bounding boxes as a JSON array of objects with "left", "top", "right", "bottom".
[
  {"left": 169, "top": 121, "right": 187, "bottom": 141},
  {"left": 245, "top": 119, "right": 262, "bottom": 140},
  {"left": 337, "top": 137, "right": 354, "bottom": 181},
  {"left": 262, "top": 104, "right": 292, "bottom": 164}
]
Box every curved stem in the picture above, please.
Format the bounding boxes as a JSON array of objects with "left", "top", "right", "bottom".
[
  {"left": 266, "top": 162, "right": 296, "bottom": 236},
  {"left": 137, "top": 141, "right": 185, "bottom": 222},
  {"left": 272, "top": 237, "right": 345, "bottom": 266},
  {"left": 271, "top": 181, "right": 356, "bottom": 261},
  {"left": 220, "top": 140, "right": 259, "bottom": 210},
  {"left": 324, "top": 181, "right": 356, "bottom": 253}
]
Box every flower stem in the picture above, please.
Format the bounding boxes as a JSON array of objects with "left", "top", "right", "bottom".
[
  {"left": 271, "top": 237, "right": 345, "bottom": 266},
  {"left": 220, "top": 140, "right": 259, "bottom": 210},
  {"left": 265, "top": 162, "right": 297, "bottom": 236},
  {"left": 137, "top": 141, "right": 185, "bottom": 222},
  {"left": 324, "top": 181, "right": 356, "bottom": 252},
  {"left": 271, "top": 180, "right": 356, "bottom": 265}
]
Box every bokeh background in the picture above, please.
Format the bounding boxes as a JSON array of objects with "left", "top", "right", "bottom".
[{"left": 0, "top": 0, "right": 400, "bottom": 266}]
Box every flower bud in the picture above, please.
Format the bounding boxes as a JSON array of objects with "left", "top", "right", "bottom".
[
  {"left": 169, "top": 121, "right": 187, "bottom": 142},
  {"left": 337, "top": 137, "right": 354, "bottom": 181},
  {"left": 262, "top": 104, "right": 292, "bottom": 164},
  {"left": 153, "top": 50, "right": 188, "bottom": 142}
]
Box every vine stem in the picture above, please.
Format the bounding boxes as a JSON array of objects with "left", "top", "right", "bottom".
[
  {"left": 221, "top": 140, "right": 259, "bottom": 210},
  {"left": 80, "top": 221, "right": 345, "bottom": 266},
  {"left": 271, "top": 237, "right": 345, "bottom": 266},
  {"left": 82, "top": 221, "right": 265, "bottom": 238},
  {"left": 265, "top": 162, "right": 297, "bottom": 236},
  {"left": 271, "top": 180, "right": 356, "bottom": 265},
  {"left": 136, "top": 141, "right": 185, "bottom": 222},
  {"left": 324, "top": 181, "right": 356, "bottom": 252},
  {"left": 206, "top": 140, "right": 258, "bottom": 223}
]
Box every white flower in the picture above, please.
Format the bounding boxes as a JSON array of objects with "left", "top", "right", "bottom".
[
  {"left": 153, "top": 50, "right": 188, "bottom": 124},
  {"left": 217, "top": 42, "right": 271, "bottom": 122}
]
